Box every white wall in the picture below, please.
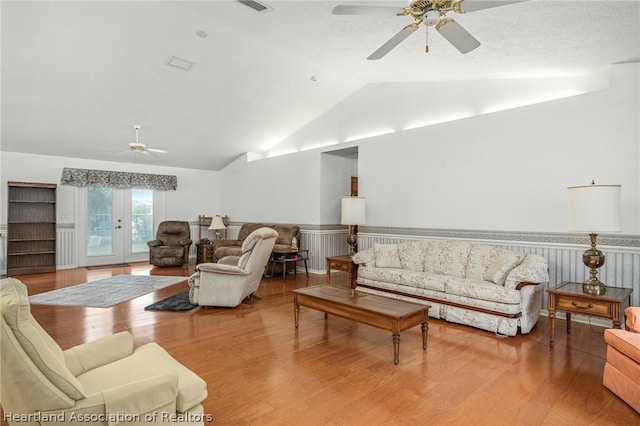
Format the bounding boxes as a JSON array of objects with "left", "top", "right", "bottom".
[
  {"left": 226, "top": 63, "right": 639, "bottom": 235},
  {"left": 0, "top": 152, "right": 220, "bottom": 225},
  {"left": 220, "top": 152, "right": 322, "bottom": 224},
  {"left": 358, "top": 64, "right": 639, "bottom": 233}
]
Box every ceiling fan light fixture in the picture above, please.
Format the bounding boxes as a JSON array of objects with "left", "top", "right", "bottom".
[{"left": 423, "top": 9, "right": 440, "bottom": 26}]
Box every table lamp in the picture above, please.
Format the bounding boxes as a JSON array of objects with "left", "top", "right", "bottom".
[
  {"left": 567, "top": 182, "right": 621, "bottom": 295},
  {"left": 208, "top": 215, "right": 227, "bottom": 240},
  {"left": 341, "top": 196, "right": 366, "bottom": 257}
]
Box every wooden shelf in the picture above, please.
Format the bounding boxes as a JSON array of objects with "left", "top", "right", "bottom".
[{"left": 7, "top": 181, "right": 57, "bottom": 276}]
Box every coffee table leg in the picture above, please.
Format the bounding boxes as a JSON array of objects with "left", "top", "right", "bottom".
[
  {"left": 421, "top": 321, "right": 428, "bottom": 350},
  {"left": 392, "top": 333, "right": 401, "bottom": 365},
  {"left": 294, "top": 303, "right": 300, "bottom": 328}
]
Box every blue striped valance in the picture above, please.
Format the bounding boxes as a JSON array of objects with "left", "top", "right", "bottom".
[{"left": 60, "top": 168, "right": 177, "bottom": 191}]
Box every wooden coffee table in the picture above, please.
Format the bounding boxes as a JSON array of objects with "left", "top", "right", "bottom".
[{"left": 293, "top": 285, "right": 429, "bottom": 365}]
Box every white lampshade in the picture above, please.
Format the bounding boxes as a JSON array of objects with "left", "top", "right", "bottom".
[
  {"left": 567, "top": 184, "right": 621, "bottom": 233},
  {"left": 341, "top": 196, "right": 366, "bottom": 225},
  {"left": 208, "top": 215, "right": 226, "bottom": 230}
]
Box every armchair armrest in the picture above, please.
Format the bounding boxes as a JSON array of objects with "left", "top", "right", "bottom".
[
  {"left": 196, "top": 262, "right": 250, "bottom": 276},
  {"left": 64, "top": 331, "right": 134, "bottom": 376},
  {"left": 146, "top": 240, "right": 163, "bottom": 248},
  {"left": 179, "top": 238, "right": 193, "bottom": 246},
  {"left": 43, "top": 372, "right": 179, "bottom": 423}
]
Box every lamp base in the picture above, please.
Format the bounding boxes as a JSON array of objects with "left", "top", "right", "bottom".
[
  {"left": 346, "top": 227, "right": 358, "bottom": 257},
  {"left": 582, "top": 233, "right": 606, "bottom": 295},
  {"left": 582, "top": 280, "right": 606, "bottom": 296}
]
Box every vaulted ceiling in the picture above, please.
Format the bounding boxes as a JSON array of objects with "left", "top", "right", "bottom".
[{"left": 2, "top": 1, "right": 639, "bottom": 170}]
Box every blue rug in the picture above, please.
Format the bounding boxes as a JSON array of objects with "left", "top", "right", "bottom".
[
  {"left": 144, "top": 291, "right": 198, "bottom": 311},
  {"left": 29, "top": 275, "right": 186, "bottom": 308}
]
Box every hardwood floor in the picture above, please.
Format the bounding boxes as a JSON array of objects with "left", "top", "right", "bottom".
[{"left": 3, "top": 263, "right": 638, "bottom": 425}]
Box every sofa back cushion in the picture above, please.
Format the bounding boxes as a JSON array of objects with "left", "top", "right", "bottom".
[
  {"left": 374, "top": 244, "right": 402, "bottom": 268},
  {"left": 423, "top": 240, "right": 472, "bottom": 278},
  {"left": 466, "top": 244, "right": 503, "bottom": 281},
  {"left": 273, "top": 224, "right": 300, "bottom": 246},
  {"left": 238, "top": 223, "right": 270, "bottom": 242},
  {"left": 398, "top": 240, "right": 427, "bottom": 271}
]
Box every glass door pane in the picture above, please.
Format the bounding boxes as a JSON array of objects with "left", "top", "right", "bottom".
[
  {"left": 86, "top": 187, "right": 114, "bottom": 257},
  {"left": 131, "top": 189, "right": 153, "bottom": 254}
]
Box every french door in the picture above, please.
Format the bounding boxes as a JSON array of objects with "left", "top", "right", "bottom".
[{"left": 79, "top": 187, "right": 163, "bottom": 266}]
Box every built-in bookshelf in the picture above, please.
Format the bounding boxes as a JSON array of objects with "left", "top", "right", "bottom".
[{"left": 7, "top": 181, "right": 57, "bottom": 275}]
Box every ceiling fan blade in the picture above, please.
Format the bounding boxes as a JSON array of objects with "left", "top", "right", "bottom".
[
  {"left": 332, "top": 5, "right": 404, "bottom": 16},
  {"left": 457, "top": 0, "right": 527, "bottom": 13},
  {"left": 436, "top": 19, "right": 480, "bottom": 54},
  {"left": 367, "top": 23, "right": 420, "bottom": 60},
  {"left": 148, "top": 148, "right": 168, "bottom": 154}
]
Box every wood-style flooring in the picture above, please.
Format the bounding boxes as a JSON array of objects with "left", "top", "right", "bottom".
[{"left": 2, "top": 263, "right": 638, "bottom": 425}]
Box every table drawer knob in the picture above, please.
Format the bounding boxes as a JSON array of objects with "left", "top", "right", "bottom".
[{"left": 571, "top": 301, "right": 593, "bottom": 310}]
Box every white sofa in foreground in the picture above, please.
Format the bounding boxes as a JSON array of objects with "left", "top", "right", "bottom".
[{"left": 352, "top": 239, "right": 549, "bottom": 336}]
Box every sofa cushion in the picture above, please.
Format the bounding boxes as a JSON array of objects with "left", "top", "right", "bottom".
[
  {"left": 484, "top": 251, "right": 526, "bottom": 286},
  {"left": 398, "top": 240, "right": 427, "bottom": 271},
  {"left": 444, "top": 277, "right": 521, "bottom": 304},
  {"left": 77, "top": 342, "right": 207, "bottom": 413},
  {"left": 423, "top": 240, "right": 472, "bottom": 278},
  {"left": 605, "top": 329, "right": 640, "bottom": 364},
  {"left": 374, "top": 244, "right": 402, "bottom": 268},
  {"left": 358, "top": 267, "right": 446, "bottom": 292}
]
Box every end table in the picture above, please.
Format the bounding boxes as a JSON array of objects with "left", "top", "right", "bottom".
[
  {"left": 270, "top": 249, "right": 309, "bottom": 281},
  {"left": 326, "top": 255, "right": 358, "bottom": 289},
  {"left": 547, "top": 281, "right": 633, "bottom": 348}
]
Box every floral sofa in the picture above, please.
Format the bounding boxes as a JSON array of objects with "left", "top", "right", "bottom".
[{"left": 352, "top": 239, "right": 549, "bottom": 336}]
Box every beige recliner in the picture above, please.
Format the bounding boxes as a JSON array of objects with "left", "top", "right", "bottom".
[
  {"left": 0, "top": 278, "right": 208, "bottom": 425},
  {"left": 188, "top": 227, "right": 278, "bottom": 307}
]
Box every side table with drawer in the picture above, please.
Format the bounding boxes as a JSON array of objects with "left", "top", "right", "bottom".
[
  {"left": 195, "top": 242, "right": 216, "bottom": 265},
  {"left": 547, "top": 281, "right": 633, "bottom": 348},
  {"left": 326, "top": 255, "right": 358, "bottom": 289}
]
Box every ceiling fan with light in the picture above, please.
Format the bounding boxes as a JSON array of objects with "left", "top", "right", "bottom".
[
  {"left": 332, "top": 0, "right": 526, "bottom": 60},
  {"left": 124, "top": 125, "right": 168, "bottom": 157}
]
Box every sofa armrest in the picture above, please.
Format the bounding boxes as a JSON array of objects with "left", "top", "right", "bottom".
[
  {"left": 504, "top": 254, "right": 549, "bottom": 290},
  {"left": 147, "top": 239, "right": 162, "bottom": 248},
  {"left": 64, "top": 331, "right": 134, "bottom": 377},
  {"left": 196, "top": 262, "right": 250, "bottom": 276},
  {"left": 352, "top": 248, "right": 375, "bottom": 266}
]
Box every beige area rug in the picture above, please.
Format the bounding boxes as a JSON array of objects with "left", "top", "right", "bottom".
[{"left": 29, "top": 275, "right": 186, "bottom": 308}]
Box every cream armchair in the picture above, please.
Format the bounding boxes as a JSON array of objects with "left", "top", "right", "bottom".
[
  {"left": 0, "top": 278, "right": 208, "bottom": 425},
  {"left": 188, "top": 227, "right": 278, "bottom": 307}
]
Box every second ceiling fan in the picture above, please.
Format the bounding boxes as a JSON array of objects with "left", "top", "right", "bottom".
[{"left": 332, "top": 0, "right": 526, "bottom": 60}]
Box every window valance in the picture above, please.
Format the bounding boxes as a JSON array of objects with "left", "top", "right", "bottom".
[{"left": 60, "top": 168, "right": 177, "bottom": 191}]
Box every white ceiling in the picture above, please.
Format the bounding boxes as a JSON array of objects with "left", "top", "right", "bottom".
[{"left": 2, "top": 0, "right": 639, "bottom": 171}]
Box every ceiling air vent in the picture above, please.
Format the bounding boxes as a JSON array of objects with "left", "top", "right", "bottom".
[{"left": 237, "top": 0, "right": 272, "bottom": 13}]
